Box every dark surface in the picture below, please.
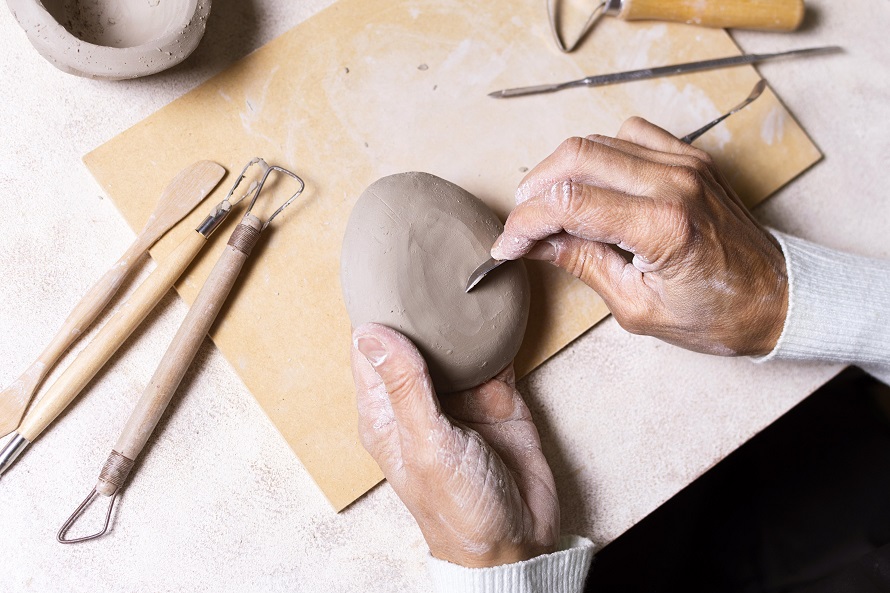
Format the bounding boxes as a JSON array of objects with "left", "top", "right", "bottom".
[{"left": 585, "top": 367, "right": 890, "bottom": 592}]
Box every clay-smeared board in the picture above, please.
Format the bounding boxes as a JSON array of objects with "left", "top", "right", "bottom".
[{"left": 84, "top": 0, "right": 821, "bottom": 510}]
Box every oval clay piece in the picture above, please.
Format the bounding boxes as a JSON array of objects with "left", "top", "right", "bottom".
[{"left": 341, "top": 172, "right": 530, "bottom": 392}]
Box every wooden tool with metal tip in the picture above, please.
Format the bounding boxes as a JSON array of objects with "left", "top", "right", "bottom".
[
  {"left": 0, "top": 162, "right": 273, "bottom": 479},
  {"left": 57, "top": 161, "right": 305, "bottom": 543},
  {"left": 0, "top": 161, "right": 225, "bottom": 438},
  {"left": 467, "top": 80, "right": 768, "bottom": 292},
  {"left": 550, "top": 0, "right": 806, "bottom": 53}
]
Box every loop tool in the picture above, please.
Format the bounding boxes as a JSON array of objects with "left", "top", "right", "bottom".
[
  {"left": 0, "top": 165, "right": 262, "bottom": 478},
  {"left": 548, "top": 0, "right": 806, "bottom": 53},
  {"left": 57, "top": 159, "right": 304, "bottom": 543},
  {"left": 466, "top": 80, "right": 767, "bottom": 292}
]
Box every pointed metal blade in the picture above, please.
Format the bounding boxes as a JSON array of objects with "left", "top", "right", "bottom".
[
  {"left": 488, "top": 46, "right": 840, "bottom": 99},
  {"left": 465, "top": 258, "right": 507, "bottom": 293}
]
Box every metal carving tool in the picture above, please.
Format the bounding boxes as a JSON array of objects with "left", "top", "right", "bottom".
[
  {"left": 549, "top": 0, "right": 806, "bottom": 53},
  {"left": 57, "top": 161, "right": 304, "bottom": 543},
  {"left": 467, "top": 79, "right": 767, "bottom": 292},
  {"left": 488, "top": 46, "right": 839, "bottom": 98},
  {"left": 0, "top": 161, "right": 225, "bottom": 438},
  {"left": 0, "top": 161, "right": 268, "bottom": 478},
  {"left": 680, "top": 78, "right": 765, "bottom": 143}
]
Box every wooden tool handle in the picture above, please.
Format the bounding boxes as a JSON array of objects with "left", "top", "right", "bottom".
[
  {"left": 18, "top": 231, "right": 208, "bottom": 442},
  {"left": 112, "top": 215, "right": 263, "bottom": 464},
  {"left": 7, "top": 241, "right": 144, "bottom": 409},
  {"left": 617, "top": 0, "right": 805, "bottom": 31}
]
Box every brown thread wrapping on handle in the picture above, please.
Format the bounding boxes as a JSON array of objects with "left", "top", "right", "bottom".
[
  {"left": 99, "top": 450, "right": 136, "bottom": 489},
  {"left": 228, "top": 224, "right": 262, "bottom": 256}
]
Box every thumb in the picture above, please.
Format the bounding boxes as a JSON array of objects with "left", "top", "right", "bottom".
[
  {"left": 526, "top": 233, "right": 639, "bottom": 305},
  {"left": 352, "top": 323, "right": 442, "bottom": 444}
]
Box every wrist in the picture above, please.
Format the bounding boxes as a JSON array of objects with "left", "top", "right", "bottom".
[
  {"left": 432, "top": 540, "right": 557, "bottom": 569},
  {"left": 746, "top": 255, "right": 789, "bottom": 356},
  {"left": 427, "top": 535, "right": 596, "bottom": 593}
]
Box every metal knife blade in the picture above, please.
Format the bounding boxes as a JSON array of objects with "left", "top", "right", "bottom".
[
  {"left": 488, "top": 46, "right": 840, "bottom": 99},
  {"left": 465, "top": 258, "right": 507, "bottom": 293}
]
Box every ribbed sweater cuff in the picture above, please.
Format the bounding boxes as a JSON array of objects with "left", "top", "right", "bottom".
[
  {"left": 426, "top": 535, "right": 595, "bottom": 593},
  {"left": 756, "top": 231, "right": 890, "bottom": 376}
]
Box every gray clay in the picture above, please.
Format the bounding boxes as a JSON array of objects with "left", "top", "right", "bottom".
[
  {"left": 341, "top": 172, "right": 530, "bottom": 392},
  {"left": 7, "top": 0, "right": 211, "bottom": 80}
]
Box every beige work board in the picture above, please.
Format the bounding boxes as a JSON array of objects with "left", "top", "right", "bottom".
[{"left": 84, "top": 0, "right": 821, "bottom": 511}]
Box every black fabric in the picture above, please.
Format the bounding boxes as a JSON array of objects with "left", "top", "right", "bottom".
[{"left": 584, "top": 367, "right": 890, "bottom": 593}]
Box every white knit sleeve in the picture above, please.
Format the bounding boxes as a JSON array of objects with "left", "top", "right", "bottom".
[
  {"left": 756, "top": 231, "right": 890, "bottom": 383},
  {"left": 426, "top": 535, "right": 595, "bottom": 593}
]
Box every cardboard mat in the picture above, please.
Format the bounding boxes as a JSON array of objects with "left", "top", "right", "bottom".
[{"left": 84, "top": 0, "right": 821, "bottom": 510}]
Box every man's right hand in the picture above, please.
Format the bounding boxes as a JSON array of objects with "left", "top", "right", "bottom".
[{"left": 491, "top": 117, "right": 788, "bottom": 357}]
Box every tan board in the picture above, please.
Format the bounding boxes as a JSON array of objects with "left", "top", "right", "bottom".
[{"left": 84, "top": 0, "right": 821, "bottom": 510}]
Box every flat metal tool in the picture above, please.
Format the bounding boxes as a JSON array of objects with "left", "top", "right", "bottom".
[
  {"left": 488, "top": 46, "right": 839, "bottom": 99},
  {"left": 466, "top": 79, "right": 768, "bottom": 292}
]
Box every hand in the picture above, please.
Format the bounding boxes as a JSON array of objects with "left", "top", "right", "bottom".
[
  {"left": 351, "top": 323, "right": 559, "bottom": 568},
  {"left": 491, "top": 117, "right": 788, "bottom": 357}
]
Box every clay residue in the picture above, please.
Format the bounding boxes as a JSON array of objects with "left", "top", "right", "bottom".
[{"left": 760, "top": 106, "right": 787, "bottom": 146}]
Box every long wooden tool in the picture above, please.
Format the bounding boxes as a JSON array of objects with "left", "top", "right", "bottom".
[
  {"left": 56, "top": 162, "right": 305, "bottom": 543},
  {"left": 551, "top": 0, "right": 806, "bottom": 53},
  {"left": 0, "top": 161, "right": 225, "bottom": 437},
  {"left": 0, "top": 166, "right": 266, "bottom": 478}
]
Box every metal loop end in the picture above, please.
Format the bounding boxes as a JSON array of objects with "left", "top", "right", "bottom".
[
  {"left": 548, "top": 0, "right": 606, "bottom": 53},
  {"left": 57, "top": 488, "right": 119, "bottom": 544},
  {"left": 239, "top": 159, "right": 306, "bottom": 230}
]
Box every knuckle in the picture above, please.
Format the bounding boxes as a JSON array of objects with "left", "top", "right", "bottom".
[
  {"left": 555, "top": 136, "right": 588, "bottom": 164},
  {"left": 691, "top": 148, "right": 715, "bottom": 168},
  {"left": 384, "top": 366, "right": 423, "bottom": 400},
  {"left": 669, "top": 165, "right": 703, "bottom": 192},
  {"left": 619, "top": 116, "right": 647, "bottom": 136},
  {"left": 665, "top": 165, "right": 708, "bottom": 206},
  {"left": 584, "top": 133, "right": 609, "bottom": 144},
  {"left": 558, "top": 243, "right": 593, "bottom": 280},
  {"left": 550, "top": 180, "right": 587, "bottom": 219},
  {"left": 659, "top": 199, "right": 696, "bottom": 244},
  {"left": 678, "top": 155, "right": 711, "bottom": 176}
]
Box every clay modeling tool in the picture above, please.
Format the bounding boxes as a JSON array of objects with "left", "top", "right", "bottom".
[
  {"left": 680, "top": 79, "right": 766, "bottom": 143},
  {"left": 57, "top": 161, "right": 304, "bottom": 543},
  {"left": 0, "top": 161, "right": 224, "bottom": 439},
  {"left": 0, "top": 162, "right": 268, "bottom": 478},
  {"left": 488, "top": 46, "right": 839, "bottom": 98},
  {"left": 467, "top": 79, "right": 767, "bottom": 292},
  {"left": 549, "top": 0, "right": 805, "bottom": 53}
]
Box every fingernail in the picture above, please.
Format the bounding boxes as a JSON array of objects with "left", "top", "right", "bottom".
[
  {"left": 355, "top": 334, "right": 388, "bottom": 367},
  {"left": 490, "top": 236, "right": 506, "bottom": 260},
  {"left": 526, "top": 239, "right": 557, "bottom": 262}
]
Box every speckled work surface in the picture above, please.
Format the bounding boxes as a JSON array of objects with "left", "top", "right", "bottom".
[{"left": 0, "top": 1, "right": 887, "bottom": 591}]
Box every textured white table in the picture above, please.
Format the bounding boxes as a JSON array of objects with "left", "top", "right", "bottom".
[{"left": 1, "top": 1, "right": 887, "bottom": 591}]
